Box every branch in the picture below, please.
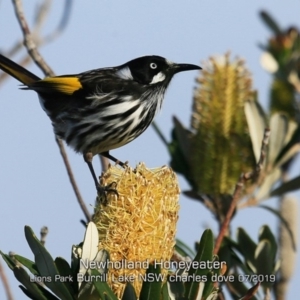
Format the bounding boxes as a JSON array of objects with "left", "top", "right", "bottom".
[
  {"left": 0, "top": 260, "right": 14, "bottom": 300},
  {"left": 214, "top": 128, "right": 271, "bottom": 254},
  {"left": 0, "top": 0, "right": 73, "bottom": 85},
  {"left": 11, "top": 0, "right": 91, "bottom": 221},
  {"left": 12, "top": 0, "right": 54, "bottom": 76},
  {"left": 56, "top": 137, "right": 91, "bottom": 221}
]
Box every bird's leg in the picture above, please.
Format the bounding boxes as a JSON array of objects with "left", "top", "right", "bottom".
[
  {"left": 100, "top": 151, "right": 127, "bottom": 168},
  {"left": 84, "top": 151, "right": 100, "bottom": 187},
  {"left": 84, "top": 152, "right": 118, "bottom": 201}
]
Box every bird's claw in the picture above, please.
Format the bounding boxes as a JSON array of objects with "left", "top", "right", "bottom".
[{"left": 96, "top": 181, "right": 118, "bottom": 205}]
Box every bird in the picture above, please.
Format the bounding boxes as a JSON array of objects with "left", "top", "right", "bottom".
[{"left": 0, "top": 54, "right": 201, "bottom": 193}]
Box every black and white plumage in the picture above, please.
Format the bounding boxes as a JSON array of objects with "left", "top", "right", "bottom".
[{"left": 0, "top": 54, "right": 201, "bottom": 191}]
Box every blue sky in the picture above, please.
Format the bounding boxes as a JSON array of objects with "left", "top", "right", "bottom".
[{"left": 0, "top": 1, "right": 299, "bottom": 299}]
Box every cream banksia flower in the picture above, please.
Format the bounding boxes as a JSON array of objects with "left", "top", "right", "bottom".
[
  {"left": 92, "top": 163, "right": 180, "bottom": 299},
  {"left": 191, "top": 53, "right": 256, "bottom": 196}
]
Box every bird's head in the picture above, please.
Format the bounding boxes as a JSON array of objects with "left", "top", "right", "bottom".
[{"left": 116, "top": 55, "right": 201, "bottom": 85}]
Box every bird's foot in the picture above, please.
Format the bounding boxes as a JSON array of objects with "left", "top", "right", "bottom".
[{"left": 96, "top": 181, "right": 118, "bottom": 205}]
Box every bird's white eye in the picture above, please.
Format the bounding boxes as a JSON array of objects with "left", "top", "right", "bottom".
[{"left": 150, "top": 62, "right": 157, "bottom": 69}]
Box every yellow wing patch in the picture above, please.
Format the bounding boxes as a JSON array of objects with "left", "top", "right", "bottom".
[{"left": 39, "top": 77, "right": 82, "bottom": 95}]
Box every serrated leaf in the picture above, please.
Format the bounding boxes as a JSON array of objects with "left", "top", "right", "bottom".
[
  {"left": 140, "top": 264, "right": 162, "bottom": 300},
  {"left": 270, "top": 175, "right": 300, "bottom": 196},
  {"left": 184, "top": 229, "right": 214, "bottom": 300},
  {"left": 91, "top": 268, "right": 118, "bottom": 300},
  {"left": 244, "top": 100, "right": 267, "bottom": 162},
  {"left": 24, "top": 226, "right": 73, "bottom": 300},
  {"left": 259, "top": 205, "right": 296, "bottom": 251}
]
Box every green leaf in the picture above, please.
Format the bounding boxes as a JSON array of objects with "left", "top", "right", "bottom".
[
  {"left": 13, "top": 266, "right": 58, "bottom": 300},
  {"left": 254, "top": 240, "right": 274, "bottom": 287},
  {"left": 71, "top": 244, "right": 81, "bottom": 278},
  {"left": 236, "top": 228, "right": 257, "bottom": 272},
  {"left": 166, "top": 278, "right": 184, "bottom": 300},
  {"left": 258, "top": 225, "right": 277, "bottom": 263},
  {"left": 151, "top": 121, "right": 169, "bottom": 146},
  {"left": 270, "top": 175, "right": 300, "bottom": 196},
  {"left": 18, "top": 285, "right": 59, "bottom": 300},
  {"left": 140, "top": 264, "right": 162, "bottom": 300},
  {"left": 173, "top": 116, "right": 192, "bottom": 163},
  {"left": 259, "top": 205, "right": 296, "bottom": 250},
  {"left": 122, "top": 283, "right": 137, "bottom": 300},
  {"left": 226, "top": 275, "right": 253, "bottom": 299},
  {"left": 168, "top": 126, "right": 195, "bottom": 189},
  {"left": 0, "top": 251, "right": 16, "bottom": 270},
  {"left": 91, "top": 268, "right": 118, "bottom": 300},
  {"left": 239, "top": 282, "right": 260, "bottom": 300},
  {"left": 161, "top": 282, "right": 170, "bottom": 300},
  {"left": 202, "top": 271, "right": 217, "bottom": 299},
  {"left": 175, "top": 239, "right": 196, "bottom": 259},
  {"left": 260, "top": 11, "right": 282, "bottom": 35},
  {"left": 55, "top": 257, "right": 76, "bottom": 297},
  {"left": 24, "top": 226, "right": 73, "bottom": 300},
  {"left": 184, "top": 229, "right": 214, "bottom": 300},
  {"left": 14, "top": 254, "right": 39, "bottom": 276}
]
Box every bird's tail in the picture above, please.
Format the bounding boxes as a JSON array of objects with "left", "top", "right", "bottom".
[{"left": 0, "top": 54, "right": 41, "bottom": 85}]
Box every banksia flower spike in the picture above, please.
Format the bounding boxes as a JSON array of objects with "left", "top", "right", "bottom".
[
  {"left": 92, "top": 163, "right": 180, "bottom": 299},
  {"left": 191, "top": 53, "right": 256, "bottom": 197}
]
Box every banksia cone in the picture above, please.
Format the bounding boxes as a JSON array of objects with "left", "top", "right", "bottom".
[
  {"left": 92, "top": 163, "right": 180, "bottom": 299},
  {"left": 191, "top": 53, "right": 256, "bottom": 196}
]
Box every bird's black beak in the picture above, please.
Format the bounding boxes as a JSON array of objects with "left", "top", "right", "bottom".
[{"left": 172, "top": 63, "right": 202, "bottom": 74}]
